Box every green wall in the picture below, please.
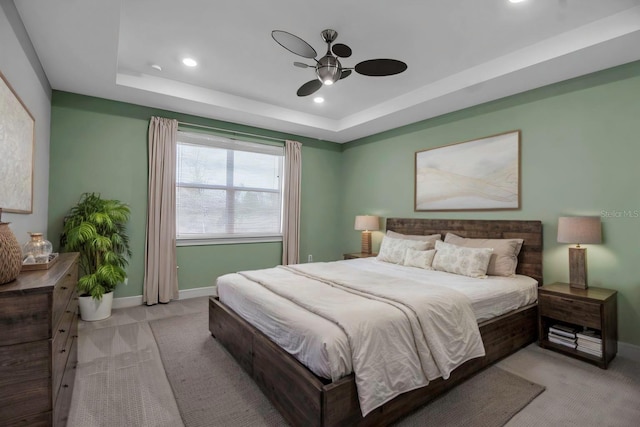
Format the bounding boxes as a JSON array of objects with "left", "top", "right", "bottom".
[
  {"left": 49, "top": 61, "right": 640, "bottom": 347},
  {"left": 341, "top": 61, "right": 640, "bottom": 346},
  {"left": 49, "top": 92, "right": 343, "bottom": 298}
]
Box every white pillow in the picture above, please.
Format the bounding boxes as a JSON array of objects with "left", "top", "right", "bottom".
[
  {"left": 386, "top": 230, "right": 441, "bottom": 249},
  {"left": 377, "top": 236, "right": 429, "bottom": 264},
  {"left": 444, "top": 233, "right": 524, "bottom": 277},
  {"left": 432, "top": 240, "right": 493, "bottom": 279},
  {"left": 403, "top": 249, "right": 436, "bottom": 270}
]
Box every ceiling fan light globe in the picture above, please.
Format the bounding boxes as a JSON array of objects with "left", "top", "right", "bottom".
[{"left": 316, "top": 55, "right": 342, "bottom": 85}]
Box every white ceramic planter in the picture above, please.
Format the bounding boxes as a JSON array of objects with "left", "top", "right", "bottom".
[{"left": 78, "top": 291, "right": 114, "bottom": 321}]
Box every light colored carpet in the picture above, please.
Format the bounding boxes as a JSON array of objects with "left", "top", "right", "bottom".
[
  {"left": 69, "top": 297, "right": 640, "bottom": 426},
  {"left": 149, "top": 306, "right": 544, "bottom": 427},
  {"left": 68, "top": 320, "right": 184, "bottom": 427},
  {"left": 150, "top": 311, "right": 285, "bottom": 426},
  {"left": 499, "top": 344, "right": 640, "bottom": 427},
  {"left": 68, "top": 298, "right": 206, "bottom": 427},
  {"left": 392, "top": 367, "right": 543, "bottom": 427}
]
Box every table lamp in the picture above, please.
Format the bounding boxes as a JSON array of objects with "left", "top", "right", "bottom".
[
  {"left": 354, "top": 215, "right": 379, "bottom": 254},
  {"left": 557, "top": 216, "right": 602, "bottom": 289}
]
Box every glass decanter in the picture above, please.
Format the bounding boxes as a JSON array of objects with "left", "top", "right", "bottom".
[{"left": 23, "top": 232, "right": 53, "bottom": 264}]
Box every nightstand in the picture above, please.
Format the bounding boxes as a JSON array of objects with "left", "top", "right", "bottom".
[
  {"left": 538, "top": 282, "right": 617, "bottom": 369},
  {"left": 343, "top": 252, "right": 378, "bottom": 260}
]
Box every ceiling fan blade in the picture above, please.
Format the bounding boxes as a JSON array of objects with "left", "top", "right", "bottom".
[
  {"left": 339, "top": 69, "right": 352, "bottom": 80},
  {"left": 294, "top": 62, "right": 311, "bottom": 68},
  {"left": 297, "top": 79, "right": 322, "bottom": 97},
  {"left": 272, "top": 30, "right": 317, "bottom": 59},
  {"left": 332, "top": 43, "right": 352, "bottom": 58},
  {"left": 355, "top": 59, "right": 407, "bottom": 76}
]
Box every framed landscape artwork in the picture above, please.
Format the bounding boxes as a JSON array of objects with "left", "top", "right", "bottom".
[
  {"left": 415, "top": 130, "right": 520, "bottom": 211},
  {"left": 0, "top": 70, "right": 34, "bottom": 213}
]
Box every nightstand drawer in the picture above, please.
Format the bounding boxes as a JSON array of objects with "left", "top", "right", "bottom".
[{"left": 539, "top": 294, "right": 601, "bottom": 329}]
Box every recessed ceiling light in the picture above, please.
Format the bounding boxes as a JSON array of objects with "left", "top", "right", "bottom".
[
  {"left": 182, "top": 57, "right": 198, "bottom": 67},
  {"left": 151, "top": 64, "right": 162, "bottom": 71},
  {"left": 509, "top": 0, "right": 527, "bottom": 3},
  {"left": 313, "top": 97, "right": 324, "bottom": 103}
]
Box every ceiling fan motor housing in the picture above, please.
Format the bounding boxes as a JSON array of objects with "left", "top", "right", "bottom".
[{"left": 316, "top": 55, "right": 342, "bottom": 84}]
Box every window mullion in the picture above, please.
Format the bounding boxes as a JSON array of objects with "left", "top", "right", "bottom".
[{"left": 226, "top": 149, "right": 234, "bottom": 235}]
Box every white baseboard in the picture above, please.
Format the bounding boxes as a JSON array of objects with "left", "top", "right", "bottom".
[
  {"left": 112, "top": 295, "right": 143, "bottom": 309},
  {"left": 112, "top": 286, "right": 217, "bottom": 309},
  {"left": 618, "top": 341, "right": 640, "bottom": 360}
]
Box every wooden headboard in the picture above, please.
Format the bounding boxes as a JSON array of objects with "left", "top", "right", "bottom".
[{"left": 386, "top": 218, "right": 543, "bottom": 285}]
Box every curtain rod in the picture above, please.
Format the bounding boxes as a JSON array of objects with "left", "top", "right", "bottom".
[{"left": 177, "top": 121, "right": 287, "bottom": 143}]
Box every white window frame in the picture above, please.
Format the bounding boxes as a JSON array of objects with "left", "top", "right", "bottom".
[{"left": 176, "top": 131, "right": 284, "bottom": 246}]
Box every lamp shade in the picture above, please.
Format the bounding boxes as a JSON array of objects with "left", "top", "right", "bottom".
[
  {"left": 557, "top": 216, "right": 602, "bottom": 244},
  {"left": 354, "top": 215, "right": 379, "bottom": 231}
]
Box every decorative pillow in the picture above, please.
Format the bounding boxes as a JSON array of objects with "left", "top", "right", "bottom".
[
  {"left": 377, "top": 237, "right": 429, "bottom": 265},
  {"left": 403, "top": 249, "right": 436, "bottom": 270},
  {"left": 386, "top": 230, "right": 441, "bottom": 249},
  {"left": 432, "top": 240, "right": 493, "bottom": 279},
  {"left": 444, "top": 233, "right": 524, "bottom": 277}
]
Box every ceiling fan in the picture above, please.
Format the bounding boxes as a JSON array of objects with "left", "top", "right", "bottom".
[{"left": 271, "top": 29, "right": 408, "bottom": 97}]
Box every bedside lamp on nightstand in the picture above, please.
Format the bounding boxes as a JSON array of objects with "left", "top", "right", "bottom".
[
  {"left": 557, "top": 216, "right": 602, "bottom": 289},
  {"left": 354, "top": 215, "right": 379, "bottom": 254}
]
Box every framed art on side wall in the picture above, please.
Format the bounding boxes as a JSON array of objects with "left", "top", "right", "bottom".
[
  {"left": 0, "top": 70, "right": 35, "bottom": 214},
  {"left": 415, "top": 130, "right": 520, "bottom": 211}
]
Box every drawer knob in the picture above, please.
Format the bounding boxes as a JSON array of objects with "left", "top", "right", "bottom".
[
  {"left": 63, "top": 384, "right": 69, "bottom": 388},
  {"left": 61, "top": 349, "right": 66, "bottom": 353},
  {"left": 61, "top": 286, "right": 68, "bottom": 290},
  {"left": 59, "top": 329, "right": 66, "bottom": 333}
]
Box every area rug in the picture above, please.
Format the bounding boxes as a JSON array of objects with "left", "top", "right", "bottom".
[{"left": 150, "top": 310, "right": 545, "bottom": 427}]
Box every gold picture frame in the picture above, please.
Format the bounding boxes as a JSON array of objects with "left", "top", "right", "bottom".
[
  {"left": 415, "top": 130, "right": 521, "bottom": 211},
  {"left": 0, "top": 70, "right": 35, "bottom": 214}
]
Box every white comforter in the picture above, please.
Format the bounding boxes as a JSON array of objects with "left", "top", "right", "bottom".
[{"left": 236, "top": 261, "right": 485, "bottom": 416}]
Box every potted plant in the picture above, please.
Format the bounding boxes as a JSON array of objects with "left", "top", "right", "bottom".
[{"left": 60, "top": 193, "right": 131, "bottom": 321}]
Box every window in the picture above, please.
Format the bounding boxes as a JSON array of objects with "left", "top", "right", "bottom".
[{"left": 176, "top": 131, "right": 284, "bottom": 244}]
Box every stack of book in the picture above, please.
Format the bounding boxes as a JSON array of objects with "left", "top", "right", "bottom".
[
  {"left": 548, "top": 324, "right": 578, "bottom": 349},
  {"left": 576, "top": 329, "right": 603, "bottom": 358}
]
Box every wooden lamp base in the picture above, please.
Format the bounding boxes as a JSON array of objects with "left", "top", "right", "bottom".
[
  {"left": 361, "top": 231, "right": 372, "bottom": 254},
  {"left": 569, "top": 246, "right": 588, "bottom": 289}
]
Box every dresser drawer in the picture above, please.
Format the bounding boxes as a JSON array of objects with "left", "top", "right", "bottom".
[
  {"left": 0, "top": 340, "right": 50, "bottom": 388},
  {"left": 52, "top": 265, "right": 78, "bottom": 330},
  {"left": 52, "top": 304, "right": 77, "bottom": 401},
  {"left": 0, "top": 293, "right": 50, "bottom": 346},
  {"left": 0, "top": 377, "right": 50, "bottom": 421},
  {"left": 54, "top": 337, "right": 77, "bottom": 427},
  {"left": 2, "top": 410, "right": 52, "bottom": 427},
  {"left": 539, "top": 293, "right": 601, "bottom": 330}
]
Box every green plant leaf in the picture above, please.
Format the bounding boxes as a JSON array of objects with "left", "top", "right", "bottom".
[{"left": 61, "top": 192, "right": 131, "bottom": 300}]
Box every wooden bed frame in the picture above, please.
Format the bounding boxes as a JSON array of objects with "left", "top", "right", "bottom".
[{"left": 209, "top": 218, "right": 543, "bottom": 426}]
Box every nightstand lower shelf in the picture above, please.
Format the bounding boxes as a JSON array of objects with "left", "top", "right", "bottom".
[{"left": 539, "top": 339, "right": 604, "bottom": 365}]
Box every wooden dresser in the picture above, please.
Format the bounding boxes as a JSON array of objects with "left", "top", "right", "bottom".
[{"left": 0, "top": 253, "right": 79, "bottom": 426}]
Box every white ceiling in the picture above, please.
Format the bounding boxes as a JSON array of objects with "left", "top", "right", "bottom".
[{"left": 14, "top": 0, "right": 640, "bottom": 143}]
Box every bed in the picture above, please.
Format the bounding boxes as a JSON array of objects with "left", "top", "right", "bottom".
[{"left": 209, "top": 218, "right": 543, "bottom": 426}]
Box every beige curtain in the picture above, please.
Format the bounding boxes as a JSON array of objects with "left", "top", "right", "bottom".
[
  {"left": 144, "top": 117, "right": 179, "bottom": 305},
  {"left": 282, "top": 140, "right": 302, "bottom": 265}
]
